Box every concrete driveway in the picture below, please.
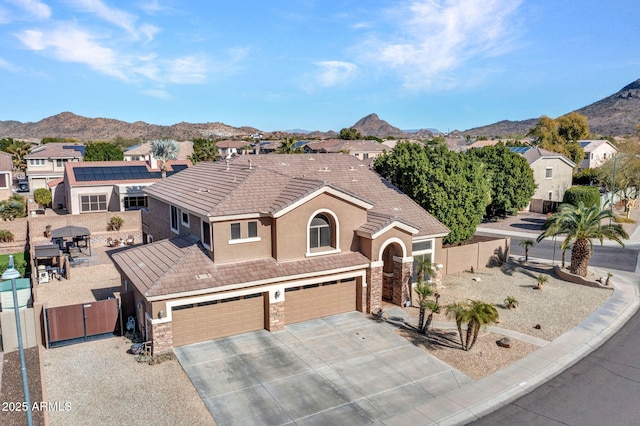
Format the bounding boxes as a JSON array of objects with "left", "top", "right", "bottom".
[{"left": 175, "top": 312, "right": 471, "bottom": 425}]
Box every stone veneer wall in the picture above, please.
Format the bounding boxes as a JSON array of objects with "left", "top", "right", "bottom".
[
  {"left": 150, "top": 321, "right": 173, "bottom": 355},
  {"left": 392, "top": 260, "right": 413, "bottom": 307},
  {"left": 367, "top": 265, "right": 382, "bottom": 314},
  {"left": 268, "top": 301, "right": 285, "bottom": 331}
]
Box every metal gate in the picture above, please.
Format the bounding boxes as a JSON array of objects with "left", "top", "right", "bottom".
[{"left": 45, "top": 298, "right": 120, "bottom": 347}]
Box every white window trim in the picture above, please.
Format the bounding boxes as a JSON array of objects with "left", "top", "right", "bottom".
[
  {"left": 545, "top": 167, "right": 553, "bottom": 179},
  {"left": 412, "top": 238, "right": 435, "bottom": 284},
  {"left": 228, "top": 236, "right": 262, "bottom": 245},
  {"left": 181, "top": 211, "right": 190, "bottom": 227},
  {"left": 306, "top": 208, "right": 340, "bottom": 256},
  {"left": 0, "top": 172, "right": 9, "bottom": 189},
  {"left": 30, "top": 159, "right": 46, "bottom": 167}
]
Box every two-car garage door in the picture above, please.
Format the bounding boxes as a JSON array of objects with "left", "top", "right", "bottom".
[
  {"left": 172, "top": 294, "right": 265, "bottom": 347},
  {"left": 171, "top": 278, "right": 357, "bottom": 347}
]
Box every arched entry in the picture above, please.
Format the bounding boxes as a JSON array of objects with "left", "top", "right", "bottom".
[{"left": 378, "top": 239, "right": 412, "bottom": 307}]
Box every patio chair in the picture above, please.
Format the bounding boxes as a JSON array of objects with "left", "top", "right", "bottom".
[
  {"left": 107, "top": 237, "right": 115, "bottom": 247},
  {"left": 125, "top": 235, "right": 134, "bottom": 245}
]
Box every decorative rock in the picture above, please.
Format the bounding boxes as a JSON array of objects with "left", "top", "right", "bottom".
[
  {"left": 472, "top": 277, "right": 482, "bottom": 282},
  {"left": 497, "top": 337, "right": 512, "bottom": 348},
  {"left": 534, "top": 324, "right": 541, "bottom": 329}
]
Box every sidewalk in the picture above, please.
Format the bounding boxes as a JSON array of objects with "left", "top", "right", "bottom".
[{"left": 380, "top": 267, "right": 639, "bottom": 425}]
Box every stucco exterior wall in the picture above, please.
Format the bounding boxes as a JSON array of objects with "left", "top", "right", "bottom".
[
  {"left": 273, "top": 192, "right": 367, "bottom": 261},
  {"left": 531, "top": 158, "right": 573, "bottom": 203},
  {"left": 212, "top": 217, "right": 272, "bottom": 263}
]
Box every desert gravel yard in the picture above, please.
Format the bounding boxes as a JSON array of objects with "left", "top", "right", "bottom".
[{"left": 43, "top": 337, "right": 215, "bottom": 425}]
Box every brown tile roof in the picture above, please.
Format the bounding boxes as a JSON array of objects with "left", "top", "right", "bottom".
[
  {"left": 520, "top": 148, "right": 576, "bottom": 168},
  {"left": 124, "top": 141, "right": 194, "bottom": 160},
  {"left": 144, "top": 154, "right": 448, "bottom": 237},
  {"left": 112, "top": 236, "right": 370, "bottom": 298},
  {"left": 356, "top": 211, "right": 418, "bottom": 237},
  {"left": 0, "top": 151, "right": 12, "bottom": 171},
  {"left": 25, "top": 143, "right": 84, "bottom": 159}
]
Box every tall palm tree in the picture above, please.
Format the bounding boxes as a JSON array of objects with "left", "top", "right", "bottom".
[
  {"left": 537, "top": 202, "right": 628, "bottom": 276},
  {"left": 150, "top": 139, "right": 179, "bottom": 178},
  {"left": 6, "top": 140, "right": 31, "bottom": 172},
  {"left": 519, "top": 239, "right": 534, "bottom": 263},
  {"left": 446, "top": 300, "right": 499, "bottom": 351}
]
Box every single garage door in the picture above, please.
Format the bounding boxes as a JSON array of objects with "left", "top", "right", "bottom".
[
  {"left": 285, "top": 279, "right": 356, "bottom": 324},
  {"left": 172, "top": 293, "right": 264, "bottom": 347}
]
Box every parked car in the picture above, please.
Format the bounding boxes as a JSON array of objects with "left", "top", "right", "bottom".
[{"left": 16, "top": 180, "right": 29, "bottom": 192}]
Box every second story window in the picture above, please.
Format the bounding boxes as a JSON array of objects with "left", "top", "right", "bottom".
[
  {"left": 56, "top": 159, "right": 69, "bottom": 167},
  {"left": 29, "top": 159, "right": 45, "bottom": 166},
  {"left": 230, "top": 223, "right": 241, "bottom": 240},
  {"left": 309, "top": 214, "right": 331, "bottom": 248},
  {"left": 170, "top": 205, "right": 179, "bottom": 232},
  {"left": 248, "top": 221, "right": 258, "bottom": 238},
  {"left": 202, "top": 220, "right": 211, "bottom": 248},
  {"left": 545, "top": 168, "right": 553, "bottom": 179}
]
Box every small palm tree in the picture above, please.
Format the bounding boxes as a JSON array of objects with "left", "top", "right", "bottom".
[
  {"left": 446, "top": 300, "right": 499, "bottom": 351},
  {"left": 519, "top": 239, "right": 534, "bottom": 263},
  {"left": 415, "top": 281, "right": 439, "bottom": 334},
  {"left": 537, "top": 202, "right": 628, "bottom": 277},
  {"left": 276, "top": 137, "right": 302, "bottom": 154},
  {"left": 414, "top": 257, "right": 434, "bottom": 283},
  {"left": 536, "top": 274, "right": 548, "bottom": 289},
  {"left": 150, "top": 139, "right": 179, "bottom": 178},
  {"left": 504, "top": 296, "right": 518, "bottom": 309}
]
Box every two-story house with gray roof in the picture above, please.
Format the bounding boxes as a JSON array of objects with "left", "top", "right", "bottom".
[
  {"left": 24, "top": 143, "right": 84, "bottom": 191},
  {"left": 112, "top": 154, "right": 448, "bottom": 354}
]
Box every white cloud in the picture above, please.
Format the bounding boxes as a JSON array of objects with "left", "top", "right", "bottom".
[
  {"left": 16, "top": 25, "right": 128, "bottom": 80},
  {"left": 367, "top": 0, "right": 523, "bottom": 91},
  {"left": 312, "top": 60, "right": 358, "bottom": 87},
  {"left": 6, "top": 0, "right": 51, "bottom": 20},
  {"left": 166, "top": 55, "right": 207, "bottom": 84},
  {"left": 0, "top": 57, "right": 19, "bottom": 72},
  {"left": 141, "top": 88, "right": 171, "bottom": 99},
  {"left": 67, "top": 0, "right": 157, "bottom": 41}
]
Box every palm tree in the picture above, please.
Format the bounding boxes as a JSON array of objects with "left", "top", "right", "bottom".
[
  {"left": 537, "top": 202, "right": 628, "bottom": 277},
  {"left": 446, "top": 300, "right": 499, "bottom": 351},
  {"left": 276, "top": 137, "right": 302, "bottom": 154},
  {"left": 6, "top": 140, "right": 31, "bottom": 172},
  {"left": 150, "top": 139, "right": 179, "bottom": 178},
  {"left": 519, "top": 239, "right": 534, "bottom": 263},
  {"left": 414, "top": 281, "right": 440, "bottom": 334},
  {"left": 414, "top": 256, "right": 433, "bottom": 283}
]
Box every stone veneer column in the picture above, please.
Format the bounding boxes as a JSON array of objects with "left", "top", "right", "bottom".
[
  {"left": 150, "top": 321, "right": 173, "bottom": 356},
  {"left": 367, "top": 262, "right": 383, "bottom": 314},
  {"left": 267, "top": 301, "right": 285, "bottom": 331},
  {"left": 392, "top": 257, "right": 413, "bottom": 307}
]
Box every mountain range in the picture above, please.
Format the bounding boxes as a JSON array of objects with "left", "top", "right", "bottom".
[{"left": 0, "top": 79, "right": 638, "bottom": 141}]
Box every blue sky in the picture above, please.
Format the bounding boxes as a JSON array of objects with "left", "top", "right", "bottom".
[{"left": 0, "top": 0, "right": 638, "bottom": 133}]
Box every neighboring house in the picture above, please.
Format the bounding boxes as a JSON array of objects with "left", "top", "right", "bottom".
[
  {"left": 579, "top": 140, "right": 618, "bottom": 169},
  {"left": 62, "top": 160, "right": 191, "bottom": 214},
  {"left": 510, "top": 147, "right": 576, "bottom": 213},
  {"left": 0, "top": 152, "right": 13, "bottom": 201},
  {"left": 24, "top": 143, "right": 84, "bottom": 190},
  {"left": 303, "top": 139, "right": 388, "bottom": 161},
  {"left": 123, "top": 141, "right": 194, "bottom": 163},
  {"left": 257, "top": 140, "right": 281, "bottom": 154},
  {"left": 112, "top": 154, "right": 449, "bottom": 354},
  {"left": 216, "top": 140, "right": 251, "bottom": 158}
]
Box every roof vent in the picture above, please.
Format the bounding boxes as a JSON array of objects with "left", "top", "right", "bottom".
[
  {"left": 225, "top": 159, "right": 229, "bottom": 171},
  {"left": 195, "top": 273, "right": 211, "bottom": 280},
  {"left": 248, "top": 159, "right": 253, "bottom": 170}
]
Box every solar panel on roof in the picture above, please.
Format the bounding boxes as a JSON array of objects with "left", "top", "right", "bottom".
[
  {"left": 579, "top": 141, "right": 589, "bottom": 148},
  {"left": 508, "top": 146, "right": 531, "bottom": 154},
  {"left": 63, "top": 145, "right": 86, "bottom": 156}
]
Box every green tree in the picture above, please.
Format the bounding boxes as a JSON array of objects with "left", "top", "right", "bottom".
[
  {"left": 84, "top": 142, "right": 124, "bottom": 161},
  {"left": 276, "top": 137, "right": 303, "bottom": 154},
  {"left": 465, "top": 143, "right": 536, "bottom": 218},
  {"left": 597, "top": 142, "right": 640, "bottom": 213},
  {"left": 33, "top": 188, "right": 52, "bottom": 206},
  {"left": 536, "top": 202, "right": 628, "bottom": 276},
  {"left": 519, "top": 239, "right": 534, "bottom": 263},
  {"left": 529, "top": 113, "right": 588, "bottom": 166},
  {"left": 339, "top": 128, "right": 363, "bottom": 140},
  {"left": 190, "top": 138, "right": 219, "bottom": 163},
  {"left": 556, "top": 112, "right": 590, "bottom": 143},
  {"left": 573, "top": 168, "right": 601, "bottom": 186},
  {"left": 414, "top": 281, "right": 438, "bottom": 334},
  {"left": 151, "top": 139, "right": 179, "bottom": 178},
  {"left": 375, "top": 142, "right": 489, "bottom": 245},
  {"left": 5, "top": 140, "right": 31, "bottom": 172},
  {"left": 446, "top": 300, "right": 499, "bottom": 351}
]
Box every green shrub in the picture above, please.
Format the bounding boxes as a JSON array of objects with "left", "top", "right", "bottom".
[
  {"left": 562, "top": 186, "right": 601, "bottom": 209},
  {"left": 33, "top": 188, "right": 52, "bottom": 206},
  {"left": 0, "top": 196, "right": 26, "bottom": 220},
  {"left": 0, "top": 229, "right": 14, "bottom": 242},
  {"left": 108, "top": 216, "right": 124, "bottom": 231}
]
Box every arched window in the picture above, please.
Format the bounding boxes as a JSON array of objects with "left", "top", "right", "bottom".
[{"left": 309, "top": 214, "right": 331, "bottom": 248}]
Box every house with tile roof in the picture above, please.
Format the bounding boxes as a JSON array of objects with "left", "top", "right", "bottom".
[
  {"left": 112, "top": 154, "right": 449, "bottom": 354},
  {"left": 61, "top": 160, "right": 191, "bottom": 214},
  {"left": 303, "top": 139, "right": 388, "bottom": 161},
  {"left": 123, "top": 140, "right": 194, "bottom": 163},
  {"left": 0, "top": 152, "right": 13, "bottom": 201},
  {"left": 24, "top": 143, "right": 84, "bottom": 191},
  {"left": 510, "top": 147, "right": 576, "bottom": 213},
  {"left": 578, "top": 139, "right": 618, "bottom": 169}
]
